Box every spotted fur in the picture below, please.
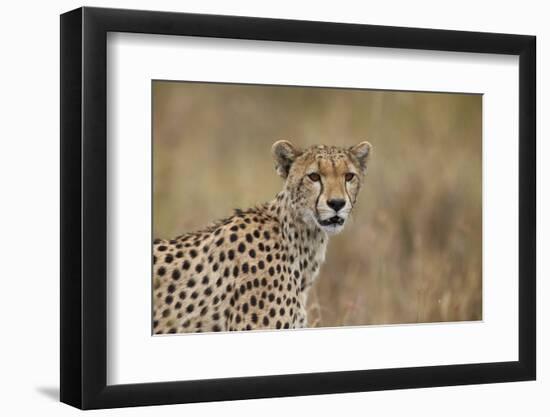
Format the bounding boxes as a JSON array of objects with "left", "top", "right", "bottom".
[{"left": 153, "top": 141, "right": 372, "bottom": 334}]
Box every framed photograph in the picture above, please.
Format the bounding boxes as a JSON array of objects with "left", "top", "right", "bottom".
[{"left": 60, "top": 6, "right": 536, "bottom": 409}]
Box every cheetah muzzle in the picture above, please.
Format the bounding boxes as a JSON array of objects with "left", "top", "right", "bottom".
[{"left": 153, "top": 140, "right": 372, "bottom": 334}]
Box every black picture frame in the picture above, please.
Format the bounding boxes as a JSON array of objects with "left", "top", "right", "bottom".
[{"left": 60, "top": 6, "right": 536, "bottom": 410}]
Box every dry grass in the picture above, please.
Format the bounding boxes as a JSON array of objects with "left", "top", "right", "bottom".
[{"left": 153, "top": 81, "right": 482, "bottom": 327}]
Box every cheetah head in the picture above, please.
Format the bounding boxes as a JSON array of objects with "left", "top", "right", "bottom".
[{"left": 272, "top": 140, "right": 372, "bottom": 235}]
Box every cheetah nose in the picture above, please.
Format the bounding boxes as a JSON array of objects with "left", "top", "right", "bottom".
[{"left": 327, "top": 199, "right": 346, "bottom": 212}]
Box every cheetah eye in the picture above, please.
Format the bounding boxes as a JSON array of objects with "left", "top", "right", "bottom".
[
  {"left": 308, "top": 173, "right": 321, "bottom": 182},
  {"left": 345, "top": 173, "right": 355, "bottom": 182}
]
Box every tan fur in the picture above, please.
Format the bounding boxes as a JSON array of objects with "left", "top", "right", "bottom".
[{"left": 153, "top": 141, "right": 371, "bottom": 333}]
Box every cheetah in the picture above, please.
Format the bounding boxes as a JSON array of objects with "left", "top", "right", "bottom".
[{"left": 153, "top": 140, "right": 372, "bottom": 334}]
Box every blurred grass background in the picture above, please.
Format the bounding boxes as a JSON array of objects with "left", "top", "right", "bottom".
[{"left": 153, "top": 81, "right": 482, "bottom": 327}]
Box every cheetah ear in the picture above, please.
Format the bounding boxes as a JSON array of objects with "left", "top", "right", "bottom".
[
  {"left": 272, "top": 140, "right": 301, "bottom": 179},
  {"left": 349, "top": 141, "right": 372, "bottom": 173}
]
